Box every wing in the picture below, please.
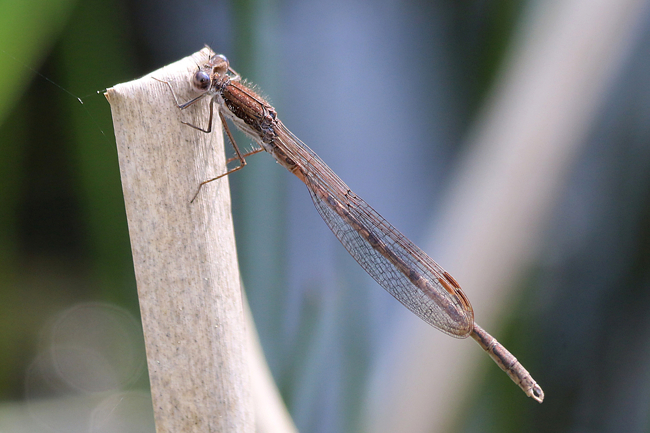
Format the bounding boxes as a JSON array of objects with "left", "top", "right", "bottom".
[
  {"left": 272, "top": 123, "right": 474, "bottom": 337},
  {"left": 305, "top": 179, "right": 473, "bottom": 337}
]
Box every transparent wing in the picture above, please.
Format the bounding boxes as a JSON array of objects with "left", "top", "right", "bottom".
[
  {"left": 273, "top": 123, "right": 474, "bottom": 337},
  {"left": 306, "top": 180, "right": 473, "bottom": 337}
]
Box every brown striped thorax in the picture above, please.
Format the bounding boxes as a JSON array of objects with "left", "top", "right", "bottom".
[{"left": 191, "top": 54, "right": 278, "bottom": 147}]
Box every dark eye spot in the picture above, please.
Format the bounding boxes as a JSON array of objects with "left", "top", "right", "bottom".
[{"left": 193, "top": 70, "right": 210, "bottom": 90}]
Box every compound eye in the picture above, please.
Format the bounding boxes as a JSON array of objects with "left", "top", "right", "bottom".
[
  {"left": 193, "top": 70, "right": 211, "bottom": 90},
  {"left": 211, "top": 54, "right": 230, "bottom": 75}
]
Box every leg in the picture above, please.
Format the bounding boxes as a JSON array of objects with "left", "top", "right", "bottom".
[
  {"left": 153, "top": 77, "right": 264, "bottom": 201},
  {"left": 181, "top": 98, "right": 214, "bottom": 133},
  {"left": 152, "top": 76, "right": 208, "bottom": 109},
  {"left": 153, "top": 76, "right": 213, "bottom": 132},
  {"left": 225, "top": 146, "right": 264, "bottom": 164},
  {"left": 190, "top": 112, "right": 260, "bottom": 202},
  {"left": 227, "top": 67, "right": 241, "bottom": 82}
]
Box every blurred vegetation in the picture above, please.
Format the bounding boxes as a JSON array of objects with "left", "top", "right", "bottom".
[
  {"left": 2, "top": 0, "right": 649, "bottom": 432},
  {"left": 0, "top": 0, "right": 140, "bottom": 400}
]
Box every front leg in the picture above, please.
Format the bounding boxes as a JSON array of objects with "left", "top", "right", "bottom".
[{"left": 153, "top": 77, "right": 213, "bottom": 132}]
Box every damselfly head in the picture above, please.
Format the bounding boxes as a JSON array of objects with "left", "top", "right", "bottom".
[{"left": 208, "top": 54, "right": 229, "bottom": 76}]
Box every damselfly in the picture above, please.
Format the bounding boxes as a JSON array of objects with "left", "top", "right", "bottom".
[{"left": 156, "top": 48, "right": 544, "bottom": 403}]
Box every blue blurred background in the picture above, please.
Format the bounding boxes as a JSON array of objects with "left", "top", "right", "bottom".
[{"left": 1, "top": 0, "right": 650, "bottom": 432}]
